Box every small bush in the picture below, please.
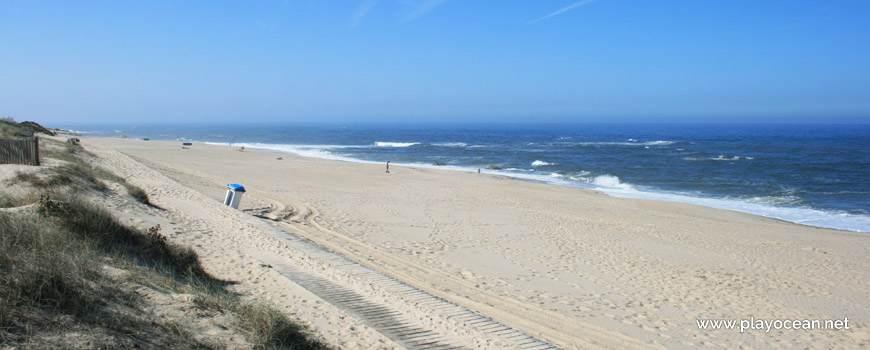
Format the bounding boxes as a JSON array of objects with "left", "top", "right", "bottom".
[{"left": 127, "top": 185, "right": 151, "bottom": 205}]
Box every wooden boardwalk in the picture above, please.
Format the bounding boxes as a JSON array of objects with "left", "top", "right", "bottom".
[{"left": 259, "top": 223, "right": 560, "bottom": 350}]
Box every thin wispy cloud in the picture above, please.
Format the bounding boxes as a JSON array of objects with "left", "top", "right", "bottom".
[
  {"left": 351, "top": 0, "right": 381, "bottom": 27},
  {"left": 400, "top": 0, "right": 448, "bottom": 22},
  {"left": 527, "top": 0, "right": 597, "bottom": 24}
]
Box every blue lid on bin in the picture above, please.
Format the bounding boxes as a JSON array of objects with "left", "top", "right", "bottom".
[{"left": 227, "top": 184, "right": 246, "bottom": 192}]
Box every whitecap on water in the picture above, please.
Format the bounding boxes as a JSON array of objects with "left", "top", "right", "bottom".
[{"left": 373, "top": 141, "right": 420, "bottom": 147}]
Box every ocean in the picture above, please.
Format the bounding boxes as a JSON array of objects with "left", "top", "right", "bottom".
[{"left": 65, "top": 123, "right": 870, "bottom": 233}]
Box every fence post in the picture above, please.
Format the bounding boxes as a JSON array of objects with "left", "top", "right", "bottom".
[{"left": 32, "top": 137, "right": 39, "bottom": 166}]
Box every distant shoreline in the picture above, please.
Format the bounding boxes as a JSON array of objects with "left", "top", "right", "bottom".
[{"left": 214, "top": 139, "right": 869, "bottom": 234}]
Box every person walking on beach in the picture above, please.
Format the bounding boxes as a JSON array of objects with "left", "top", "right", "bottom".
[{"left": 386, "top": 161, "right": 390, "bottom": 173}]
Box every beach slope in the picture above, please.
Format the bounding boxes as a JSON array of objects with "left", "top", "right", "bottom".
[{"left": 87, "top": 137, "right": 869, "bottom": 349}]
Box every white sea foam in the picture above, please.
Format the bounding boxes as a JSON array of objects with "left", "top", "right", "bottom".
[
  {"left": 433, "top": 142, "right": 467, "bottom": 147},
  {"left": 574, "top": 179, "right": 870, "bottom": 232},
  {"left": 743, "top": 195, "right": 803, "bottom": 206},
  {"left": 481, "top": 165, "right": 867, "bottom": 231},
  {"left": 532, "top": 160, "right": 553, "bottom": 167},
  {"left": 373, "top": 141, "right": 420, "bottom": 148},
  {"left": 66, "top": 129, "right": 100, "bottom": 134},
  {"left": 712, "top": 155, "right": 753, "bottom": 161},
  {"left": 571, "top": 140, "right": 675, "bottom": 147},
  {"left": 598, "top": 189, "right": 870, "bottom": 233},
  {"left": 505, "top": 168, "right": 535, "bottom": 172},
  {"left": 591, "top": 175, "right": 634, "bottom": 190},
  {"left": 208, "top": 142, "right": 371, "bottom": 164}
]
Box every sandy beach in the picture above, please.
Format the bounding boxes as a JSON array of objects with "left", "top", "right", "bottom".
[{"left": 83, "top": 136, "right": 869, "bottom": 349}]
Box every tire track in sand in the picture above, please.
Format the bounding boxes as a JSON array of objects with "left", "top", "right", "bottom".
[{"left": 250, "top": 190, "right": 560, "bottom": 349}]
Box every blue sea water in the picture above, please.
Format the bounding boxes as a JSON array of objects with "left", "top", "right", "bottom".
[{"left": 66, "top": 123, "right": 870, "bottom": 232}]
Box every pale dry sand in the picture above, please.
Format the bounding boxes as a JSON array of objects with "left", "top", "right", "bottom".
[{"left": 85, "top": 137, "right": 869, "bottom": 349}]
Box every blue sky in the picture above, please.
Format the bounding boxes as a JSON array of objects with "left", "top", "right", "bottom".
[{"left": 2, "top": 0, "right": 869, "bottom": 124}]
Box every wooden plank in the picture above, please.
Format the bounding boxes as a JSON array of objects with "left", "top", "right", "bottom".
[{"left": 33, "top": 137, "right": 40, "bottom": 166}]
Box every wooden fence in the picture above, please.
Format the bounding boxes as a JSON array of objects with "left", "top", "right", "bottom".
[{"left": 0, "top": 137, "right": 40, "bottom": 166}]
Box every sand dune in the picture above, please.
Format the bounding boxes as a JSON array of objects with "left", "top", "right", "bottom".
[{"left": 85, "top": 137, "right": 869, "bottom": 349}]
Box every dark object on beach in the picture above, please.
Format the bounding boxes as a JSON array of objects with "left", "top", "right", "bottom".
[
  {"left": 276, "top": 157, "right": 283, "bottom": 160},
  {"left": 386, "top": 161, "right": 390, "bottom": 173},
  {"left": 433, "top": 162, "right": 445, "bottom": 166},
  {"left": 182, "top": 142, "right": 192, "bottom": 146},
  {"left": 67, "top": 138, "right": 80, "bottom": 145},
  {"left": 143, "top": 138, "right": 149, "bottom": 141},
  {"left": 486, "top": 165, "right": 501, "bottom": 170}
]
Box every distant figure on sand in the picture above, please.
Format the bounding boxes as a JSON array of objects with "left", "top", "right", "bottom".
[
  {"left": 386, "top": 161, "right": 390, "bottom": 173},
  {"left": 237, "top": 146, "right": 245, "bottom": 152}
]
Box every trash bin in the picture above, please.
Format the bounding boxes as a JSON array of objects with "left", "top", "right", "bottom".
[{"left": 224, "top": 184, "right": 246, "bottom": 209}]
